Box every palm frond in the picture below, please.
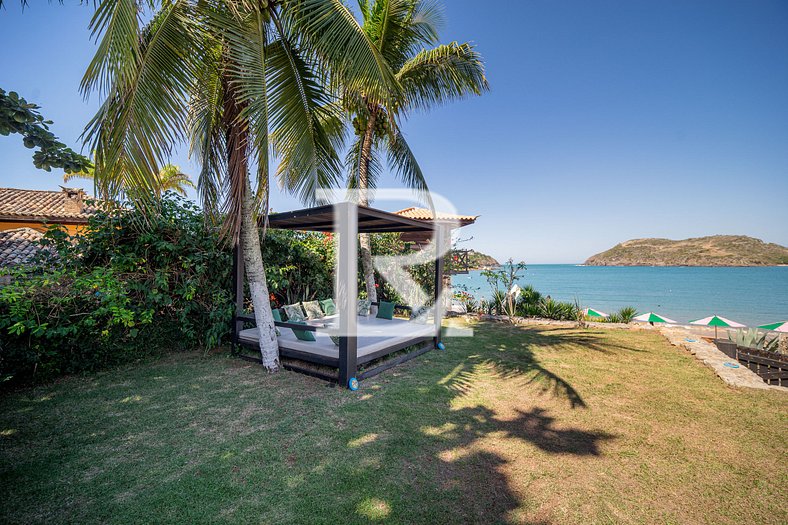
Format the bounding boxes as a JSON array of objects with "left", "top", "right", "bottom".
[
  {"left": 396, "top": 41, "right": 489, "bottom": 113},
  {"left": 188, "top": 41, "right": 227, "bottom": 224},
  {"left": 346, "top": 133, "right": 382, "bottom": 195},
  {"left": 283, "top": 0, "right": 398, "bottom": 106},
  {"left": 82, "top": 0, "right": 203, "bottom": 201},
  {"left": 386, "top": 126, "right": 432, "bottom": 207},
  {"left": 265, "top": 27, "right": 344, "bottom": 204}
]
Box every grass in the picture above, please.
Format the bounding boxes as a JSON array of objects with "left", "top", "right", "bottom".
[{"left": 1, "top": 320, "right": 786, "bottom": 524}]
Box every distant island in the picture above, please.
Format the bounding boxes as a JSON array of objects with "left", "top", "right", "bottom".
[
  {"left": 464, "top": 249, "right": 500, "bottom": 270},
  {"left": 585, "top": 235, "right": 788, "bottom": 267}
]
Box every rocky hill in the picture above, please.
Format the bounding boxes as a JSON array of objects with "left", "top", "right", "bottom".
[
  {"left": 465, "top": 249, "right": 500, "bottom": 269},
  {"left": 585, "top": 235, "right": 788, "bottom": 267}
]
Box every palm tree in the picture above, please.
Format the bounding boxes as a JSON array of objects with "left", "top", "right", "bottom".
[
  {"left": 346, "top": 0, "right": 488, "bottom": 305},
  {"left": 64, "top": 163, "right": 196, "bottom": 197},
  {"left": 81, "top": 0, "right": 395, "bottom": 371}
]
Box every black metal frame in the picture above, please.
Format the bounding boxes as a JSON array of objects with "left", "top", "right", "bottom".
[{"left": 232, "top": 203, "right": 450, "bottom": 389}]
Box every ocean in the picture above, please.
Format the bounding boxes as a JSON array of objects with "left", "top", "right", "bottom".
[{"left": 451, "top": 265, "right": 788, "bottom": 327}]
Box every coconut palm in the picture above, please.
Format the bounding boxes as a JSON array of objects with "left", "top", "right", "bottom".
[
  {"left": 346, "top": 0, "right": 488, "bottom": 305},
  {"left": 64, "top": 163, "right": 196, "bottom": 197},
  {"left": 81, "top": 0, "right": 395, "bottom": 371}
]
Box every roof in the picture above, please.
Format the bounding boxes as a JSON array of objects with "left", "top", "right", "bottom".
[
  {"left": 266, "top": 204, "right": 438, "bottom": 233},
  {"left": 394, "top": 207, "right": 478, "bottom": 227},
  {"left": 0, "top": 187, "right": 99, "bottom": 223},
  {"left": 0, "top": 227, "right": 47, "bottom": 267}
]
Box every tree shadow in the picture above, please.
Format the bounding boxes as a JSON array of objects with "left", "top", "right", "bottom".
[{"left": 410, "top": 403, "right": 616, "bottom": 523}]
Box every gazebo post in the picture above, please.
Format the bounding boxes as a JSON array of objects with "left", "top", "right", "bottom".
[
  {"left": 336, "top": 201, "right": 359, "bottom": 388},
  {"left": 433, "top": 225, "right": 448, "bottom": 347},
  {"left": 231, "top": 242, "right": 245, "bottom": 353}
]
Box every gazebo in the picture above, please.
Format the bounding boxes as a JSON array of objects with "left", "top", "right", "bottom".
[{"left": 231, "top": 202, "right": 462, "bottom": 389}]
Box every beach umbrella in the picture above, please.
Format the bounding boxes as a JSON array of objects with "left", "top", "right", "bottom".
[
  {"left": 583, "top": 308, "right": 608, "bottom": 318},
  {"left": 633, "top": 312, "right": 676, "bottom": 325},
  {"left": 758, "top": 321, "right": 788, "bottom": 333},
  {"left": 689, "top": 315, "right": 746, "bottom": 339}
]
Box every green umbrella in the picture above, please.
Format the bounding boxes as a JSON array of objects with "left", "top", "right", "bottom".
[
  {"left": 633, "top": 312, "right": 676, "bottom": 324},
  {"left": 758, "top": 321, "right": 788, "bottom": 333},
  {"left": 689, "top": 315, "right": 745, "bottom": 339},
  {"left": 583, "top": 308, "right": 608, "bottom": 318}
]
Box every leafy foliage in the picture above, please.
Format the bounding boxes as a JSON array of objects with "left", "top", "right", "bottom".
[
  {"left": 0, "top": 195, "right": 233, "bottom": 384},
  {"left": 0, "top": 88, "right": 92, "bottom": 173},
  {"left": 481, "top": 259, "right": 526, "bottom": 322},
  {"left": 727, "top": 328, "right": 779, "bottom": 352},
  {"left": 262, "top": 229, "right": 335, "bottom": 306},
  {"left": 608, "top": 306, "right": 638, "bottom": 324}
]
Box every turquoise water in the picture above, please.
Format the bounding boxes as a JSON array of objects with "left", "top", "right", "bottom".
[{"left": 452, "top": 265, "right": 788, "bottom": 327}]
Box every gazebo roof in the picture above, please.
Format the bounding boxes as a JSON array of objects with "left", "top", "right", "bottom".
[{"left": 266, "top": 204, "right": 437, "bottom": 234}]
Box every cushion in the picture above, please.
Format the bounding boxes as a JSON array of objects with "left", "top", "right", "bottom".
[
  {"left": 320, "top": 298, "right": 336, "bottom": 316},
  {"left": 329, "top": 335, "right": 341, "bottom": 346},
  {"left": 302, "top": 300, "right": 324, "bottom": 320},
  {"left": 357, "top": 299, "right": 371, "bottom": 316},
  {"left": 289, "top": 320, "right": 316, "bottom": 342},
  {"left": 376, "top": 300, "right": 395, "bottom": 320},
  {"left": 271, "top": 308, "right": 282, "bottom": 336},
  {"left": 271, "top": 308, "right": 283, "bottom": 322},
  {"left": 283, "top": 303, "right": 306, "bottom": 322}
]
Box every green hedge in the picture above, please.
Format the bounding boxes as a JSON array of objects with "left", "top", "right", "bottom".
[{"left": 0, "top": 195, "right": 234, "bottom": 384}]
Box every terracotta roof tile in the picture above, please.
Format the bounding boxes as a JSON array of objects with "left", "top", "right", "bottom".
[
  {"left": 0, "top": 227, "right": 48, "bottom": 267},
  {"left": 0, "top": 187, "right": 100, "bottom": 222},
  {"left": 393, "top": 207, "right": 478, "bottom": 223}
]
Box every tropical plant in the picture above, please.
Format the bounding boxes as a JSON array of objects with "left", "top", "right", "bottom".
[
  {"left": 482, "top": 259, "right": 525, "bottom": 322},
  {"left": 0, "top": 194, "right": 233, "bottom": 384},
  {"left": 80, "top": 0, "right": 395, "bottom": 371},
  {"left": 536, "top": 298, "right": 578, "bottom": 321},
  {"left": 728, "top": 328, "right": 779, "bottom": 352},
  {"left": 518, "top": 284, "right": 542, "bottom": 306},
  {"left": 345, "top": 0, "right": 489, "bottom": 306},
  {"left": 0, "top": 88, "right": 92, "bottom": 173},
  {"left": 64, "top": 162, "right": 196, "bottom": 197},
  {"left": 608, "top": 306, "right": 638, "bottom": 324},
  {"left": 478, "top": 298, "right": 494, "bottom": 316}
]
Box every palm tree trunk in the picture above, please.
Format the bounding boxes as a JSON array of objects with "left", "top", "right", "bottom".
[
  {"left": 225, "top": 76, "right": 279, "bottom": 371},
  {"left": 358, "top": 107, "right": 378, "bottom": 309},
  {"left": 240, "top": 177, "right": 279, "bottom": 371}
]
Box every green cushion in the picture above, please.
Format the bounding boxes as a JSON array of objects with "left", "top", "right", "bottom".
[
  {"left": 320, "top": 298, "right": 336, "bottom": 316},
  {"left": 271, "top": 308, "right": 283, "bottom": 322},
  {"left": 302, "top": 300, "right": 324, "bottom": 319},
  {"left": 283, "top": 303, "right": 306, "bottom": 322},
  {"left": 357, "top": 299, "right": 371, "bottom": 316},
  {"left": 376, "top": 300, "right": 395, "bottom": 320},
  {"left": 289, "top": 320, "right": 316, "bottom": 342},
  {"left": 329, "top": 335, "right": 341, "bottom": 346}
]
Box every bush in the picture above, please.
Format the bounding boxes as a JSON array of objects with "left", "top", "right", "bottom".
[
  {"left": 608, "top": 306, "right": 638, "bottom": 324},
  {"left": 0, "top": 194, "right": 234, "bottom": 383},
  {"left": 262, "top": 229, "right": 334, "bottom": 307},
  {"left": 538, "top": 298, "right": 578, "bottom": 321}
]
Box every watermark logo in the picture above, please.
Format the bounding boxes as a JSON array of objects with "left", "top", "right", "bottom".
[{"left": 314, "top": 188, "right": 472, "bottom": 338}]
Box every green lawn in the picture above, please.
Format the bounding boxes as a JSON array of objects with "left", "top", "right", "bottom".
[{"left": 1, "top": 320, "right": 786, "bottom": 524}]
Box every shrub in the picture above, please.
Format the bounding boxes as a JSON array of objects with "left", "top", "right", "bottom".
[
  {"left": 728, "top": 328, "right": 778, "bottom": 352},
  {"left": 0, "top": 194, "right": 233, "bottom": 383},
  {"left": 608, "top": 306, "right": 638, "bottom": 324},
  {"left": 262, "top": 229, "right": 334, "bottom": 306},
  {"left": 538, "top": 298, "right": 578, "bottom": 321}
]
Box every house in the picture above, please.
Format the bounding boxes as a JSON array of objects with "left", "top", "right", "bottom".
[
  {"left": 0, "top": 186, "right": 98, "bottom": 235},
  {"left": 0, "top": 187, "right": 99, "bottom": 273},
  {"left": 0, "top": 227, "right": 46, "bottom": 269}
]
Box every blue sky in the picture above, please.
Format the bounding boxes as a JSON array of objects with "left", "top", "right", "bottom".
[{"left": 1, "top": 0, "right": 787, "bottom": 263}]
